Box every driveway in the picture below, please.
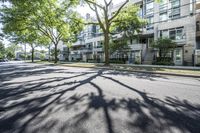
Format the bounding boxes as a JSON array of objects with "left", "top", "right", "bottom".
[{"left": 0, "top": 62, "right": 200, "bottom": 133}]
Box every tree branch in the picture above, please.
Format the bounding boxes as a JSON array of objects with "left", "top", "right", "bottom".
[
  {"left": 109, "top": 0, "right": 129, "bottom": 23},
  {"left": 84, "top": 0, "right": 104, "bottom": 9}
]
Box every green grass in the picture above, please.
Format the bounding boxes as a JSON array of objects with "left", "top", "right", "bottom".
[{"left": 33, "top": 61, "right": 200, "bottom": 76}]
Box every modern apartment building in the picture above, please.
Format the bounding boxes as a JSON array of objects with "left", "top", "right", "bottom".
[{"left": 67, "top": 0, "right": 200, "bottom": 66}]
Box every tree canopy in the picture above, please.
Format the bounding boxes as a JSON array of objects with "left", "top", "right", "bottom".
[{"left": 1, "top": 0, "right": 83, "bottom": 63}]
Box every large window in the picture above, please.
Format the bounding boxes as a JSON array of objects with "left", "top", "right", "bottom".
[
  {"left": 159, "top": 0, "right": 168, "bottom": 11},
  {"left": 160, "top": 12, "right": 168, "bottom": 21},
  {"left": 169, "top": 30, "right": 176, "bottom": 40},
  {"left": 169, "top": 7, "right": 180, "bottom": 19},
  {"left": 146, "top": 2, "right": 154, "bottom": 15},
  {"left": 159, "top": 0, "right": 180, "bottom": 21},
  {"left": 169, "top": 0, "right": 180, "bottom": 8},
  {"left": 160, "top": 30, "right": 168, "bottom": 38},
  {"left": 160, "top": 27, "right": 184, "bottom": 40},
  {"left": 146, "top": 15, "right": 154, "bottom": 30},
  {"left": 169, "top": 0, "right": 180, "bottom": 18}
]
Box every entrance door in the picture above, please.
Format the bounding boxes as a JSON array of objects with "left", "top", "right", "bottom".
[{"left": 174, "top": 48, "right": 183, "bottom": 65}]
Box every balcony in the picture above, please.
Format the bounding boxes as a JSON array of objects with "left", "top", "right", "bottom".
[
  {"left": 129, "top": 44, "right": 146, "bottom": 51},
  {"left": 73, "top": 40, "right": 84, "bottom": 46},
  {"left": 93, "top": 47, "right": 103, "bottom": 52}
]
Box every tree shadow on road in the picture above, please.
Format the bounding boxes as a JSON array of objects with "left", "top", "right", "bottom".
[{"left": 0, "top": 65, "right": 200, "bottom": 133}]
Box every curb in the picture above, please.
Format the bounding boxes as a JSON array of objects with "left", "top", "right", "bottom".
[{"left": 44, "top": 63, "right": 200, "bottom": 78}]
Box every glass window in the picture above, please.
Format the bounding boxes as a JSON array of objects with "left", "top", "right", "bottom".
[
  {"left": 169, "top": 0, "right": 180, "bottom": 8},
  {"left": 175, "top": 49, "right": 181, "bottom": 61},
  {"left": 160, "top": 0, "right": 168, "bottom": 4},
  {"left": 169, "top": 7, "right": 180, "bottom": 19},
  {"left": 160, "top": 30, "right": 168, "bottom": 38},
  {"left": 160, "top": 12, "right": 168, "bottom": 21},
  {"left": 146, "top": 16, "right": 154, "bottom": 30},
  {"left": 146, "top": 2, "right": 154, "bottom": 15},
  {"left": 176, "top": 28, "right": 183, "bottom": 40},
  {"left": 197, "top": 21, "right": 200, "bottom": 31},
  {"left": 147, "top": 16, "right": 154, "bottom": 24},
  {"left": 146, "top": 0, "right": 153, "bottom": 3},
  {"left": 169, "top": 30, "right": 176, "bottom": 40}
]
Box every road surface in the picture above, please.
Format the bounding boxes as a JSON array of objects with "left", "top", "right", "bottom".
[{"left": 0, "top": 62, "right": 200, "bottom": 133}]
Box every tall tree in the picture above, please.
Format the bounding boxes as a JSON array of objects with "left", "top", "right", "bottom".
[
  {"left": 1, "top": 0, "right": 83, "bottom": 63},
  {"left": 83, "top": 0, "right": 144, "bottom": 65}
]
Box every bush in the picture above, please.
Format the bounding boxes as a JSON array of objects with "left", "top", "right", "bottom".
[
  {"left": 153, "top": 57, "right": 174, "bottom": 65},
  {"left": 156, "top": 57, "right": 172, "bottom": 62},
  {"left": 109, "top": 60, "right": 124, "bottom": 64},
  {"left": 196, "top": 63, "right": 200, "bottom": 67},
  {"left": 155, "top": 61, "right": 174, "bottom": 66},
  {"left": 134, "top": 61, "right": 140, "bottom": 64}
]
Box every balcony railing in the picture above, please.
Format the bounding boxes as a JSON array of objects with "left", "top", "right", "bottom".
[
  {"left": 70, "top": 48, "right": 93, "bottom": 54},
  {"left": 129, "top": 44, "right": 146, "bottom": 51}
]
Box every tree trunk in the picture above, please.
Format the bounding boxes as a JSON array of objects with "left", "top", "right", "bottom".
[
  {"left": 48, "top": 44, "right": 51, "bottom": 62},
  {"left": 104, "top": 32, "right": 110, "bottom": 66},
  {"left": 54, "top": 44, "right": 58, "bottom": 64},
  {"left": 31, "top": 47, "right": 34, "bottom": 63}
]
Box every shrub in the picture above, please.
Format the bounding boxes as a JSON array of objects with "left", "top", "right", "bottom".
[{"left": 196, "top": 63, "right": 200, "bottom": 67}]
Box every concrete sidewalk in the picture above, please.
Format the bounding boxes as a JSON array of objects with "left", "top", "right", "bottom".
[{"left": 43, "top": 62, "right": 200, "bottom": 78}]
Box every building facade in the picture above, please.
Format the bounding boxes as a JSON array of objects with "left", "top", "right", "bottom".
[{"left": 67, "top": 0, "right": 200, "bottom": 66}]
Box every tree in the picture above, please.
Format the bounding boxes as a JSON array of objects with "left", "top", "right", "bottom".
[
  {"left": 152, "top": 38, "right": 176, "bottom": 61},
  {"left": 0, "top": 41, "right": 5, "bottom": 58},
  {"left": 5, "top": 43, "right": 19, "bottom": 59},
  {"left": 83, "top": 0, "right": 128, "bottom": 65},
  {"left": 1, "top": 0, "right": 83, "bottom": 63},
  {"left": 110, "top": 4, "right": 145, "bottom": 55},
  {"left": 83, "top": 0, "right": 145, "bottom": 65}
]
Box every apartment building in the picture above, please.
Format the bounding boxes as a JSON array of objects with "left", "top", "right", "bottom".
[{"left": 67, "top": 0, "right": 200, "bottom": 66}]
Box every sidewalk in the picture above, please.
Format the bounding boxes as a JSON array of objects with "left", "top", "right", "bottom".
[{"left": 35, "top": 61, "right": 200, "bottom": 78}]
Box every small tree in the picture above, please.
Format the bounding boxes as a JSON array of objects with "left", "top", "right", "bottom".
[
  {"left": 5, "top": 43, "right": 19, "bottom": 59},
  {"left": 152, "top": 38, "right": 176, "bottom": 62},
  {"left": 0, "top": 41, "right": 6, "bottom": 59}
]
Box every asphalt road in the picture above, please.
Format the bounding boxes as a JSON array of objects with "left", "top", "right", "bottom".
[{"left": 0, "top": 62, "right": 200, "bottom": 133}]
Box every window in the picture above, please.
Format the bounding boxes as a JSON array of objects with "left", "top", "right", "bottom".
[
  {"left": 146, "top": 16, "right": 154, "bottom": 30},
  {"left": 169, "top": 7, "right": 180, "bottom": 19},
  {"left": 169, "top": 30, "right": 176, "bottom": 40},
  {"left": 146, "top": 2, "right": 154, "bottom": 15},
  {"left": 146, "top": 0, "right": 153, "bottom": 3},
  {"left": 197, "top": 21, "right": 200, "bottom": 31},
  {"left": 160, "top": 27, "right": 184, "bottom": 40},
  {"left": 159, "top": 0, "right": 168, "bottom": 11},
  {"left": 160, "top": 30, "right": 168, "bottom": 38},
  {"left": 160, "top": 12, "right": 168, "bottom": 21},
  {"left": 97, "top": 41, "right": 103, "bottom": 48},
  {"left": 176, "top": 28, "right": 183, "bottom": 40},
  {"left": 169, "top": 0, "right": 180, "bottom": 8}
]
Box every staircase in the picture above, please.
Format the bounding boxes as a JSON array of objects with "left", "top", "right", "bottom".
[{"left": 142, "top": 48, "right": 154, "bottom": 65}]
